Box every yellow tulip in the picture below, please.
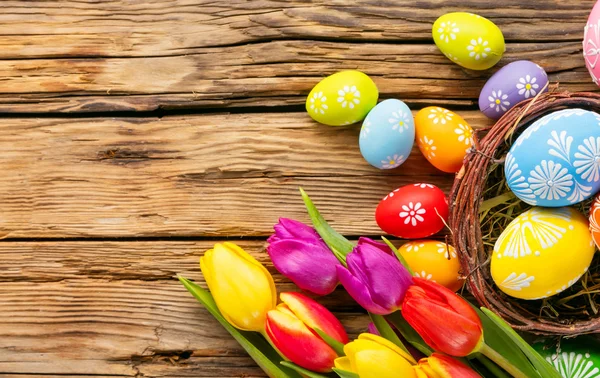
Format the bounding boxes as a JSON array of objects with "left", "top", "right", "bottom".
[
  {"left": 200, "top": 242, "right": 276, "bottom": 332},
  {"left": 334, "top": 333, "right": 417, "bottom": 378}
]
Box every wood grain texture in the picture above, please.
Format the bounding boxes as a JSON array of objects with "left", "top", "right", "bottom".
[
  {"left": 0, "top": 111, "right": 491, "bottom": 238},
  {"left": 0, "top": 0, "right": 592, "bottom": 60},
  {"left": 0, "top": 41, "right": 593, "bottom": 113},
  {"left": 0, "top": 240, "right": 367, "bottom": 377},
  {"left": 0, "top": 0, "right": 596, "bottom": 112}
]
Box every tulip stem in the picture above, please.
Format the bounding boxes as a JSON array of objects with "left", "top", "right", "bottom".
[{"left": 479, "top": 342, "right": 528, "bottom": 378}]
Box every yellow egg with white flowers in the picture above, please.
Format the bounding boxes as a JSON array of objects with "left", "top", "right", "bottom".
[
  {"left": 491, "top": 207, "right": 595, "bottom": 300},
  {"left": 433, "top": 12, "right": 505, "bottom": 70},
  {"left": 306, "top": 70, "right": 378, "bottom": 126}
]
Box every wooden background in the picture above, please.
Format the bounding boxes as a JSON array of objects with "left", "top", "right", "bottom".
[{"left": 0, "top": 1, "right": 597, "bottom": 377}]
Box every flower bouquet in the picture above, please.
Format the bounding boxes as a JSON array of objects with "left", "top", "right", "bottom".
[{"left": 179, "top": 189, "right": 561, "bottom": 378}]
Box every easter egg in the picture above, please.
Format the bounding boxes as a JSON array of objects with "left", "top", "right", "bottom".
[
  {"left": 589, "top": 193, "right": 600, "bottom": 249},
  {"left": 584, "top": 1, "right": 600, "bottom": 86},
  {"left": 359, "top": 99, "right": 415, "bottom": 169},
  {"left": 479, "top": 60, "right": 549, "bottom": 120},
  {"left": 306, "top": 70, "right": 378, "bottom": 126},
  {"left": 491, "top": 207, "right": 594, "bottom": 300},
  {"left": 399, "top": 240, "right": 464, "bottom": 292},
  {"left": 415, "top": 107, "right": 475, "bottom": 173},
  {"left": 506, "top": 108, "right": 600, "bottom": 207},
  {"left": 375, "top": 183, "right": 449, "bottom": 239},
  {"left": 433, "top": 12, "right": 505, "bottom": 70},
  {"left": 534, "top": 336, "right": 600, "bottom": 378}
]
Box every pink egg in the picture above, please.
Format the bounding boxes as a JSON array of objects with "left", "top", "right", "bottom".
[
  {"left": 584, "top": 1, "right": 600, "bottom": 85},
  {"left": 375, "top": 183, "right": 449, "bottom": 239}
]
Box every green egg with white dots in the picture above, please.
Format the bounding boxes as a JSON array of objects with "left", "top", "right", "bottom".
[
  {"left": 534, "top": 336, "right": 600, "bottom": 378},
  {"left": 433, "top": 12, "right": 505, "bottom": 70}
]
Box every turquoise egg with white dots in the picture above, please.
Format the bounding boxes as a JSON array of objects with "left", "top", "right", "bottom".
[
  {"left": 359, "top": 99, "right": 415, "bottom": 169},
  {"left": 506, "top": 108, "right": 600, "bottom": 207}
]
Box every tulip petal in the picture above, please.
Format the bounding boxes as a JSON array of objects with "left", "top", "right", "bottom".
[
  {"left": 280, "top": 292, "right": 349, "bottom": 344},
  {"left": 200, "top": 243, "right": 276, "bottom": 332},
  {"left": 428, "top": 353, "right": 481, "bottom": 377},
  {"left": 269, "top": 218, "right": 321, "bottom": 243},
  {"left": 357, "top": 333, "right": 415, "bottom": 363},
  {"left": 402, "top": 282, "right": 483, "bottom": 356},
  {"left": 334, "top": 356, "right": 354, "bottom": 372},
  {"left": 354, "top": 349, "right": 417, "bottom": 378},
  {"left": 403, "top": 297, "right": 482, "bottom": 356},
  {"left": 414, "top": 366, "right": 431, "bottom": 378},
  {"left": 367, "top": 322, "right": 380, "bottom": 336},
  {"left": 267, "top": 240, "right": 339, "bottom": 296},
  {"left": 347, "top": 242, "right": 412, "bottom": 312},
  {"left": 266, "top": 309, "right": 337, "bottom": 373},
  {"left": 413, "top": 278, "right": 479, "bottom": 324},
  {"left": 336, "top": 265, "right": 390, "bottom": 314},
  {"left": 357, "top": 237, "right": 393, "bottom": 255}
]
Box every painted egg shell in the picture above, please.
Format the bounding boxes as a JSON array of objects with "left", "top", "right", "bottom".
[
  {"left": 375, "top": 183, "right": 449, "bottom": 239},
  {"left": 359, "top": 99, "right": 415, "bottom": 169},
  {"left": 534, "top": 336, "right": 600, "bottom": 378},
  {"left": 590, "top": 193, "right": 600, "bottom": 249},
  {"left": 306, "top": 70, "right": 378, "bottom": 126},
  {"left": 433, "top": 12, "right": 505, "bottom": 70},
  {"left": 415, "top": 107, "right": 475, "bottom": 173},
  {"left": 398, "top": 240, "right": 464, "bottom": 292},
  {"left": 491, "top": 207, "right": 594, "bottom": 300},
  {"left": 506, "top": 108, "right": 600, "bottom": 207},
  {"left": 584, "top": 1, "right": 600, "bottom": 86},
  {"left": 479, "top": 60, "right": 549, "bottom": 120}
]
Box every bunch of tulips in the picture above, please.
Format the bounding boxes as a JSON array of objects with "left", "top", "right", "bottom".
[{"left": 179, "top": 189, "right": 561, "bottom": 378}]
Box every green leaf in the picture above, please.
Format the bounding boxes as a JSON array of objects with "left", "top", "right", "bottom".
[
  {"left": 471, "top": 306, "right": 539, "bottom": 378},
  {"left": 385, "top": 312, "right": 433, "bottom": 356},
  {"left": 313, "top": 327, "right": 345, "bottom": 356},
  {"left": 178, "top": 276, "right": 302, "bottom": 378},
  {"left": 300, "top": 188, "right": 355, "bottom": 261},
  {"left": 381, "top": 236, "right": 414, "bottom": 275},
  {"left": 332, "top": 368, "right": 360, "bottom": 378},
  {"left": 280, "top": 361, "right": 332, "bottom": 378},
  {"left": 480, "top": 308, "right": 561, "bottom": 378},
  {"left": 474, "top": 354, "right": 513, "bottom": 378},
  {"left": 369, "top": 313, "right": 415, "bottom": 363}
]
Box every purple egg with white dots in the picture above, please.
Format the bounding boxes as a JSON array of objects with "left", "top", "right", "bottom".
[{"left": 478, "top": 60, "right": 549, "bottom": 120}]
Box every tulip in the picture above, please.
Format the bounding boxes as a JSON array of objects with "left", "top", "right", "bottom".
[
  {"left": 266, "top": 292, "right": 348, "bottom": 373},
  {"left": 334, "top": 333, "right": 417, "bottom": 378},
  {"left": 367, "top": 322, "right": 380, "bottom": 336},
  {"left": 267, "top": 218, "right": 341, "bottom": 295},
  {"left": 402, "top": 278, "right": 483, "bottom": 357},
  {"left": 336, "top": 237, "right": 413, "bottom": 314},
  {"left": 414, "top": 353, "right": 481, "bottom": 378},
  {"left": 200, "top": 242, "right": 276, "bottom": 332}
]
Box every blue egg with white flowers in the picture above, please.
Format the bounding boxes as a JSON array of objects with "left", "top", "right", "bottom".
[
  {"left": 506, "top": 108, "right": 600, "bottom": 207},
  {"left": 359, "top": 99, "right": 414, "bottom": 169}
]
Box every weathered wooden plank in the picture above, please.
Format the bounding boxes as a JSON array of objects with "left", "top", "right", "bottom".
[
  {"left": 0, "top": 239, "right": 368, "bottom": 376},
  {"left": 0, "top": 1, "right": 592, "bottom": 60},
  {"left": 0, "top": 41, "right": 593, "bottom": 113},
  {"left": 0, "top": 112, "right": 489, "bottom": 238}
]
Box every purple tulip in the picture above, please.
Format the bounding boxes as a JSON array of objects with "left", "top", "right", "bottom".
[
  {"left": 367, "top": 322, "right": 380, "bottom": 336},
  {"left": 267, "top": 218, "right": 340, "bottom": 296},
  {"left": 336, "top": 237, "right": 413, "bottom": 315}
]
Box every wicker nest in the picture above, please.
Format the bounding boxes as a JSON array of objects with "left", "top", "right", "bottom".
[{"left": 450, "top": 91, "right": 600, "bottom": 336}]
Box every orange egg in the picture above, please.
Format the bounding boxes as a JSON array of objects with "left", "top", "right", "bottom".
[
  {"left": 590, "top": 193, "right": 600, "bottom": 249},
  {"left": 398, "top": 240, "right": 464, "bottom": 291},
  {"left": 414, "top": 106, "right": 475, "bottom": 173}
]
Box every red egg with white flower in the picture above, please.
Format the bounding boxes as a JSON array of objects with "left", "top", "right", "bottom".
[
  {"left": 375, "top": 183, "right": 449, "bottom": 239},
  {"left": 589, "top": 193, "right": 600, "bottom": 249}
]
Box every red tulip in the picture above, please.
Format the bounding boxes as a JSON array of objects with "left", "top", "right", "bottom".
[
  {"left": 414, "top": 353, "right": 481, "bottom": 377},
  {"left": 266, "top": 292, "right": 348, "bottom": 372},
  {"left": 402, "top": 278, "right": 483, "bottom": 357}
]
